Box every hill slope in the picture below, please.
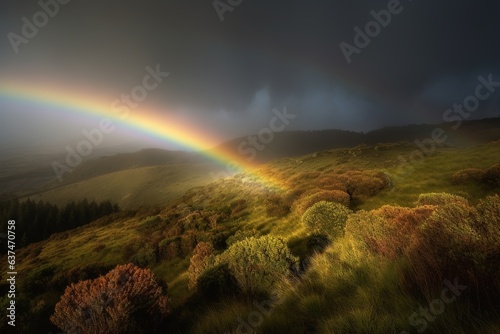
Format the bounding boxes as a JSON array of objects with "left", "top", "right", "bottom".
[
  {"left": 26, "top": 162, "right": 218, "bottom": 209},
  {"left": 5, "top": 139, "right": 500, "bottom": 333}
]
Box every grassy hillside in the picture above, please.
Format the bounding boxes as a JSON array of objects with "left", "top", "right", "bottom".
[
  {"left": 2, "top": 140, "right": 500, "bottom": 333},
  {"left": 26, "top": 162, "right": 219, "bottom": 209},
  {"left": 49, "top": 148, "right": 206, "bottom": 186}
]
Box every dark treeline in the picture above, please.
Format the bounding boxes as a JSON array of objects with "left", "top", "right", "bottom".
[{"left": 0, "top": 198, "right": 119, "bottom": 247}]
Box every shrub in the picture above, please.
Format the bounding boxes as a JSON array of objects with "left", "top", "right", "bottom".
[
  {"left": 180, "top": 232, "right": 198, "bottom": 255},
  {"left": 302, "top": 201, "right": 352, "bottom": 240},
  {"left": 226, "top": 229, "right": 261, "bottom": 246},
  {"left": 339, "top": 170, "right": 389, "bottom": 201},
  {"left": 451, "top": 168, "right": 485, "bottom": 184},
  {"left": 345, "top": 205, "right": 436, "bottom": 258},
  {"left": 138, "top": 215, "right": 163, "bottom": 234},
  {"left": 142, "top": 215, "right": 162, "bottom": 226},
  {"left": 314, "top": 174, "right": 347, "bottom": 191},
  {"left": 483, "top": 164, "right": 500, "bottom": 187},
  {"left": 158, "top": 237, "right": 181, "bottom": 261},
  {"left": 188, "top": 242, "right": 215, "bottom": 289},
  {"left": 345, "top": 210, "right": 391, "bottom": 255},
  {"left": 50, "top": 263, "right": 114, "bottom": 290},
  {"left": 51, "top": 264, "right": 168, "bottom": 334},
  {"left": 23, "top": 265, "right": 57, "bottom": 296},
  {"left": 417, "top": 192, "right": 468, "bottom": 206},
  {"left": 217, "top": 236, "right": 299, "bottom": 294},
  {"left": 451, "top": 165, "right": 500, "bottom": 187},
  {"left": 476, "top": 194, "right": 500, "bottom": 228},
  {"left": 196, "top": 263, "right": 240, "bottom": 300},
  {"left": 131, "top": 245, "right": 157, "bottom": 267},
  {"left": 294, "top": 190, "right": 351, "bottom": 216},
  {"left": 406, "top": 200, "right": 500, "bottom": 300},
  {"left": 265, "top": 194, "right": 291, "bottom": 218}
]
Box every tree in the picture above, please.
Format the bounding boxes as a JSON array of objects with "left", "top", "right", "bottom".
[{"left": 51, "top": 264, "right": 168, "bottom": 334}]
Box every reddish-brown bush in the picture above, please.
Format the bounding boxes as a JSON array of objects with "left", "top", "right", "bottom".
[
  {"left": 265, "top": 194, "right": 292, "bottom": 218},
  {"left": 338, "top": 170, "right": 389, "bottom": 201},
  {"left": 314, "top": 175, "right": 347, "bottom": 192},
  {"left": 188, "top": 241, "right": 215, "bottom": 289},
  {"left": 406, "top": 198, "right": 500, "bottom": 300},
  {"left": 51, "top": 264, "right": 168, "bottom": 334},
  {"left": 345, "top": 205, "right": 436, "bottom": 258},
  {"left": 451, "top": 168, "right": 485, "bottom": 184},
  {"left": 371, "top": 205, "right": 436, "bottom": 258},
  {"left": 293, "top": 190, "right": 350, "bottom": 216},
  {"left": 452, "top": 165, "right": 500, "bottom": 187},
  {"left": 483, "top": 164, "right": 500, "bottom": 187}
]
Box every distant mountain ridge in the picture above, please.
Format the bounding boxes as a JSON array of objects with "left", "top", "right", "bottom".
[{"left": 212, "top": 117, "right": 500, "bottom": 162}]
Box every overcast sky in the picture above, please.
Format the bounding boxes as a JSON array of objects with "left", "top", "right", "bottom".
[{"left": 1, "top": 0, "right": 500, "bottom": 151}]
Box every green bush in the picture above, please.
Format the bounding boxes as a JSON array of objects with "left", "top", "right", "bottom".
[
  {"left": 217, "top": 236, "right": 299, "bottom": 294},
  {"left": 302, "top": 201, "right": 352, "bottom": 240},
  {"left": 476, "top": 194, "right": 500, "bottom": 227},
  {"left": 226, "top": 229, "right": 261, "bottom": 246},
  {"left": 131, "top": 246, "right": 157, "bottom": 267},
  {"left": 417, "top": 192, "right": 468, "bottom": 206},
  {"left": 138, "top": 215, "right": 163, "bottom": 234}
]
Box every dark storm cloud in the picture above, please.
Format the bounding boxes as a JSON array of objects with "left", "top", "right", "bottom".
[{"left": 1, "top": 0, "right": 500, "bottom": 145}]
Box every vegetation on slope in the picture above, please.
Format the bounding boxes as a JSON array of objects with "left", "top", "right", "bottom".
[{"left": 2, "top": 140, "right": 500, "bottom": 333}]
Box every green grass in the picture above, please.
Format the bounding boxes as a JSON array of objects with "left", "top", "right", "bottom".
[{"left": 361, "top": 142, "right": 500, "bottom": 210}]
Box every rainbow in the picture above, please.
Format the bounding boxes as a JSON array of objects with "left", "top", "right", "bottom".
[{"left": 0, "top": 81, "right": 285, "bottom": 190}]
